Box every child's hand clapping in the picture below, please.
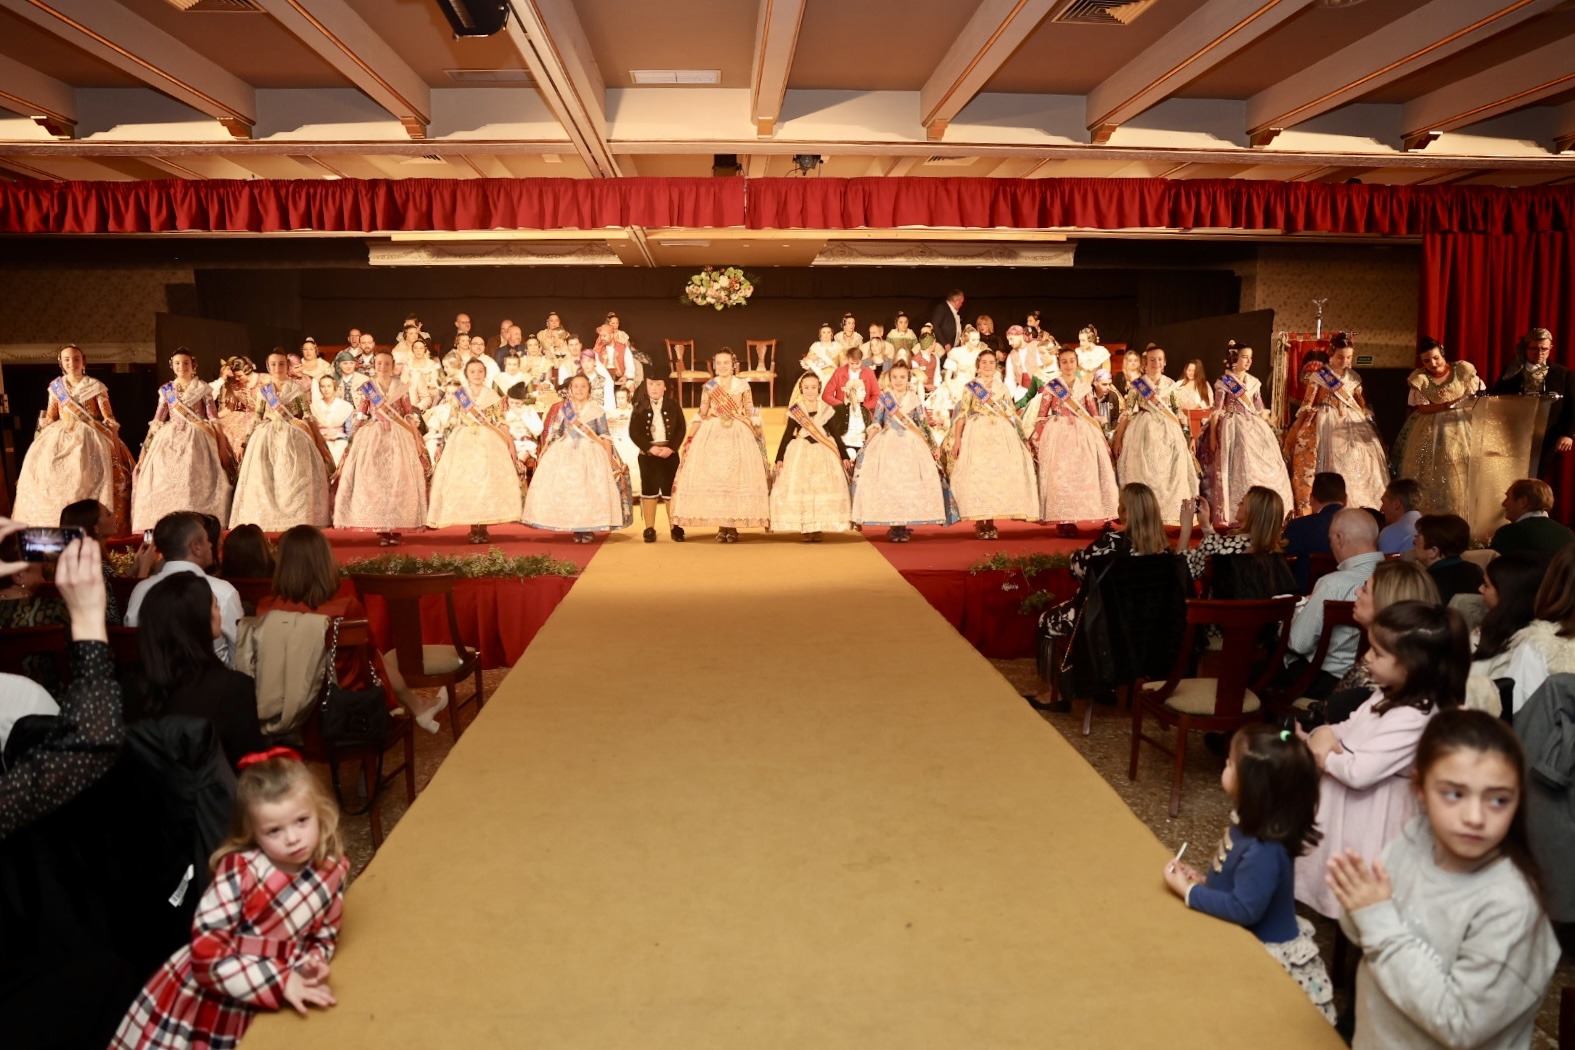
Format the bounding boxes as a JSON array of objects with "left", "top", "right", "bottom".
[
  {"left": 1326, "top": 848, "right": 1392, "bottom": 913},
  {"left": 282, "top": 969, "right": 337, "bottom": 1015}
]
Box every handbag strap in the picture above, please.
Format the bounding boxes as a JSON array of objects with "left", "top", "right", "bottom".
[{"left": 323, "top": 615, "right": 382, "bottom": 695}]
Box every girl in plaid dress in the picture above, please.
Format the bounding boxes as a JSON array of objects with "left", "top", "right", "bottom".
[{"left": 112, "top": 749, "right": 348, "bottom": 1050}]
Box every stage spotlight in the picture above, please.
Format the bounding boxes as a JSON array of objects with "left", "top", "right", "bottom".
[
  {"left": 792, "top": 154, "right": 823, "bottom": 174},
  {"left": 434, "top": 0, "right": 509, "bottom": 37}
]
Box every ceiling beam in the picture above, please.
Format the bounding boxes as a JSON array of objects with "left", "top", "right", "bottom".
[
  {"left": 503, "top": 0, "right": 620, "bottom": 177},
  {"left": 1085, "top": 0, "right": 1315, "bottom": 144},
  {"left": 1552, "top": 100, "right": 1575, "bottom": 154},
  {"left": 1401, "top": 35, "right": 1575, "bottom": 149},
  {"left": 1247, "top": 0, "right": 1562, "bottom": 146},
  {"left": 750, "top": 0, "right": 807, "bottom": 138},
  {"left": 0, "top": 0, "right": 255, "bottom": 138},
  {"left": 0, "top": 52, "right": 75, "bottom": 139},
  {"left": 919, "top": 0, "right": 1058, "bottom": 142},
  {"left": 252, "top": 0, "right": 431, "bottom": 139}
]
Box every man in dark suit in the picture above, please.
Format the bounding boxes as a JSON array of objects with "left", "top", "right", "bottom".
[
  {"left": 929, "top": 289, "right": 966, "bottom": 351},
  {"left": 1489, "top": 327, "right": 1574, "bottom": 478},
  {"left": 1284, "top": 471, "right": 1346, "bottom": 591},
  {"left": 1490, "top": 478, "right": 1575, "bottom": 554}
]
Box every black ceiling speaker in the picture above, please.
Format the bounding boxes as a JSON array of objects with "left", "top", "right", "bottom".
[{"left": 434, "top": 0, "right": 509, "bottom": 37}]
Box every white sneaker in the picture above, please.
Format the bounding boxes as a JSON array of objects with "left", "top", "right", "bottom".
[{"left": 414, "top": 694, "right": 449, "bottom": 734}]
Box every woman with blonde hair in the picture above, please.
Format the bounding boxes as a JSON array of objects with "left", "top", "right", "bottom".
[{"left": 1180, "top": 485, "right": 1288, "bottom": 580}]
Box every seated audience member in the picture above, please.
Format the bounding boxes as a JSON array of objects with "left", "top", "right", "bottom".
[
  {"left": 1503, "top": 543, "right": 1575, "bottom": 717},
  {"left": 1284, "top": 471, "right": 1345, "bottom": 591},
  {"left": 1411, "top": 513, "right": 1484, "bottom": 605},
  {"left": 134, "top": 573, "right": 263, "bottom": 770},
  {"left": 0, "top": 530, "right": 140, "bottom": 1050},
  {"left": 1282, "top": 508, "right": 1384, "bottom": 699},
  {"left": 1490, "top": 478, "right": 1575, "bottom": 554},
  {"left": 1179, "top": 487, "right": 1293, "bottom": 596},
  {"left": 1308, "top": 559, "right": 1439, "bottom": 727},
  {"left": 1376, "top": 478, "right": 1423, "bottom": 555},
  {"left": 124, "top": 512, "right": 243, "bottom": 667},
  {"left": 58, "top": 499, "right": 122, "bottom": 625},
  {"left": 1466, "top": 551, "right": 1549, "bottom": 717},
  {"left": 198, "top": 513, "right": 222, "bottom": 569},
  {"left": 219, "top": 523, "right": 275, "bottom": 581},
  {"left": 0, "top": 536, "right": 66, "bottom": 632},
  {"left": 257, "top": 524, "right": 447, "bottom": 733},
  {"left": 0, "top": 673, "right": 56, "bottom": 751}
]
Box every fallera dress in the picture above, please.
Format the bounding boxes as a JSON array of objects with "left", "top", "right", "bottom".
[
  {"left": 131, "top": 378, "right": 233, "bottom": 532},
  {"left": 1020, "top": 375, "right": 1119, "bottom": 525},
  {"left": 425, "top": 384, "right": 523, "bottom": 529},
  {"left": 521, "top": 398, "right": 632, "bottom": 532},
  {"left": 670, "top": 376, "right": 771, "bottom": 529},
  {"left": 851, "top": 388, "right": 953, "bottom": 527},
  {"left": 14, "top": 374, "right": 136, "bottom": 535},
  {"left": 332, "top": 377, "right": 429, "bottom": 531},
  {"left": 1391, "top": 361, "right": 1482, "bottom": 517},
  {"left": 944, "top": 375, "right": 1038, "bottom": 522},
  {"left": 769, "top": 399, "right": 852, "bottom": 534},
  {"left": 1116, "top": 374, "right": 1200, "bottom": 526},
  {"left": 1203, "top": 371, "right": 1293, "bottom": 522},
  {"left": 227, "top": 380, "right": 331, "bottom": 531}
]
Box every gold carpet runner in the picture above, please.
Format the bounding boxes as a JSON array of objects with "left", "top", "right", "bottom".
[{"left": 244, "top": 533, "right": 1341, "bottom": 1048}]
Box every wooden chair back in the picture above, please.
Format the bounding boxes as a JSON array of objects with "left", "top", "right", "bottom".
[
  {"left": 0, "top": 624, "right": 67, "bottom": 682},
  {"left": 1299, "top": 552, "right": 1338, "bottom": 594},
  {"left": 741, "top": 339, "right": 778, "bottom": 406},
  {"left": 1144, "top": 598, "right": 1298, "bottom": 719},
  {"left": 1268, "top": 599, "right": 1360, "bottom": 712},
  {"left": 224, "top": 577, "right": 274, "bottom": 617},
  {"left": 665, "top": 339, "right": 696, "bottom": 375}
]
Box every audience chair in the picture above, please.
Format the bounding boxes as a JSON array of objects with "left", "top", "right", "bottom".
[
  {"left": 1264, "top": 600, "right": 1360, "bottom": 717},
  {"left": 1131, "top": 597, "right": 1299, "bottom": 816},
  {"left": 0, "top": 624, "right": 67, "bottom": 685},
  {"left": 665, "top": 339, "right": 710, "bottom": 407},
  {"left": 224, "top": 577, "right": 274, "bottom": 617},
  {"left": 349, "top": 573, "right": 484, "bottom": 740},
  {"left": 739, "top": 339, "right": 778, "bottom": 407},
  {"left": 110, "top": 575, "right": 140, "bottom": 621},
  {"left": 298, "top": 619, "right": 416, "bottom": 851},
  {"left": 1292, "top": 552, "right": 1338, "bottom": 595}
]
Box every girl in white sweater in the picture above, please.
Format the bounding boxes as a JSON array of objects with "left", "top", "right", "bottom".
[{"left": 1326, "top": 709, "right": 1559, "bottom": 1050}]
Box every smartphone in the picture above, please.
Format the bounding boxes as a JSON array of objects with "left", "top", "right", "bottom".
[
  {"left": 143, "top": 529, "right": 154, "bottom": 546},
  {"left": 19, "top": 526, "right": 84, "bottom": 562}
]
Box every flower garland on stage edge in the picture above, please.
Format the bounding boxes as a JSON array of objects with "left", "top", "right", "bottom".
[
  {"left": 109, "top": 545, "right": 580, "bottom": 582},
  {"left": 682, "top": 266, "right": 756, "bottom": 310},
  {"left": 969, "top": 551, "right": 1072, "bottom": 615}
]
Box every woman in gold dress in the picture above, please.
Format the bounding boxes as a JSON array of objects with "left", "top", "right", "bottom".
[{"left": 1391, "top": 338, "right": 1483, "bottom": 517}]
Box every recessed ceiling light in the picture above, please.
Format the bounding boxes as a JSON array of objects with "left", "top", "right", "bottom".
[{"left": 629, "top": 69, "right": 721, "bottom": 85}]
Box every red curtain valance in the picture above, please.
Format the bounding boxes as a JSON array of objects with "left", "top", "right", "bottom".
[
  {"left": 2, "top": 175, "right": 1574, "bottom": 236},
  {"left": 744, "top": 177, "right": 1575, "bottom": 235},
  {"left": 0, "top": 176, "right": 746, "bottom": 234}
]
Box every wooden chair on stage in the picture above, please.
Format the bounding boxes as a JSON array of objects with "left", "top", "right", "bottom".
[
  {"left": 1265, "top": 599, "right": 1361, "bottom": 719},
  {"left": 739, "top": 339, "right": 778, "bottom": 407},
  {"left": 666, "top": 339, "right": 710, "bottom": 407},
  {"left": 1131, "top": 597, "right": 1298, "bottom": 816},
  {"left": 298, "top": 618, "right": 416, "bottom": 851},
  {"left": 350, "top": 572, "right": 484, "bottom": 740}
]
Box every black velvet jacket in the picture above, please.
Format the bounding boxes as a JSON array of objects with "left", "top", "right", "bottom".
[{"left": 630, "top": 397, "right": 687, "bottom": 454}]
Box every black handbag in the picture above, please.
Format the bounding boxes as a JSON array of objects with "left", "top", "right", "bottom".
[{"left": 318, "top": 617, "right": 390, "bottom": 815}]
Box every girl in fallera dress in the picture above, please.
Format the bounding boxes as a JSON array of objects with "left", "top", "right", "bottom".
[
  {"left": 1392, "top": 338, "right": 1483, "bottom": 518},
  {"left": 110, "top": 750, "right": 348, "bottom": 1050},
  {"left": 14, "top": 343, "right": 136, "bottom": 535},
  {"left": 332, "top": 350, "right": 429, "bottom": 546},
  {"left": 1019, "top": 345, "right": 1119, "bottom": 536},
  {"left": 1113, "top": 346, "right": 1200, "bottom": 527},
  {"left": 492, "top": 351, "right": 526, "bottom": 398},
  {"left": 215, "top": 356, "right": 261, "bottom": 464},
  {"left": 1073, "top": 324, "right": 1111, "bottom": 381},
  {"left": 606, "top": 386, "right": 643, "bottom": 498},
  {"left": 297, "top": 339, "right": 333, "bottom": 393},
  {"left": 770, "top": 373, "right": 852, "bottom": 542},
  {"left": 802, "top": 323, "right": 841, "bottom": 385},
  {"left": 426, "top": 359, "right": 525, "bottom": 544},
  {"left": 537, "top": 311, "right": 568, "bottom": 359},
  {"left": 670, "top": 349, "right": 771, "bottom": 544},
  {"left": 311, "top": 375, "right": 353, "bottom": 468},
  {"left": 1175, "top": 359, "right": 1213, "bottom": 414},
  {"left": 521, "top": 374, "right": 632, "bottom": 543},
  {"left": 833, "top": 313, "right": 863, "bottom": 355},
  {"left": 131, "top": 349, "right": 234, "bottom": 533},
  {"left": 1285, "top": 333, "right": 1391, "bottom": 514},
  {"left": 886, "top": 312, "right": 918, "bottom": 360},
  {"left": 403, "top": 338, "right": 442, "bottom": 412},
  {"left": 1203, "top": 344, "right": 1293, "bottom": 529},
  {"left": 228, "top": 351, "right": 334, "bottom": 531},
  {"left": 943, "top": 349, "right": 1038, "bottom": 540},
  {"left": 1002, "top": 325, "right": 1043, "bottom": 404},
  {"left": 850, "top": 361, "right": 953, "bottom": 542},
  {"left": 864, "top": 323, "right": 894, "bottom": 381}
]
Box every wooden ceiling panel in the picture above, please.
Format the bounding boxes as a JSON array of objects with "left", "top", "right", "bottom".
[
  {"left": 790, "top": 0, "right": 974, "bottom": 91},
  {"left": 0, "top": 9, "right": 143, "bottom": 88},
  {"left": 578, "top": 0, "right": 755, "bottom": 89},
  {"left": 114, "top": 0, "right": 353, "bottom": 89},
  {"left": 982, "top": 0, "right": 1203, "bottom": 95},
  {"left": 343, "top": 0, "right": 531, "bottom": 88},
  {"left": 1362, "top": 9, "right": 1575, "bottom": 104}
]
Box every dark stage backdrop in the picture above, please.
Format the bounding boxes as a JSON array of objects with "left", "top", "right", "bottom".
[{"left": 187, "top": 265, "right": 1240, "bottom": 400}]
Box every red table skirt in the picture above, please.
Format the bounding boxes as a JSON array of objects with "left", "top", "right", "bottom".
[
  {"left": 348, "top": 576, "right": 578, "bottom": 670},
  {"left": 897, "top": 567, "right": 1074, "bottom": 660}
]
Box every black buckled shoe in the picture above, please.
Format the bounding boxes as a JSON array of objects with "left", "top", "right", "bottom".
[
  {"left": 643, "top": 527, "right": 656, "bottom": 543},
  {"left": 670, "top": 526, "right": 686, "bottom": 542}
]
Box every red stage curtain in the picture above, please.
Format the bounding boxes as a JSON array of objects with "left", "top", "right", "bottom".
[
  {"left": 1421, "top": 230, "right": 1575, "bottom": 514},
  {"left": 0, "top": 177, "right": 745, "bottom": 234},
  {"left": 5, "top": 176, "right": 1575, "bottom": 236}
]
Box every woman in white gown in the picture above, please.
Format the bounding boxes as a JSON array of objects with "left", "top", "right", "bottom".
[
  {"left": 228, "top": 350, "right": 334, "bottom": 530},
  {"left": 1291, "top": 334, "right": 1391, "bottom": 512},
  {"left": 1019, "top": 345, "right": 1119, "bottom": 534},
  {"left": 332, "top": 350, "right": 430, "bottom": 544},
  {"left": 426, "top": 359, "right": 524, "bottom": 544},
  {"left": 521, "top": 373, "right": 632, "bottom": 542},
  {"left": 312, "top": 375, "right": 353, "bottom": 468},
  {"left": 850, "top": 361, "right": 952, "bottom": 542},
  {"left": 131, "top": 349, "right": 233, "bottom": 532},
  {"left": 670, "top": 349, "right": 771, "bottom": 543},
  {"left": 403, "top": 337, "right": 443, "bottom": 412},
  {"left": 1113, "top": 346, "right": 1200, "bottom": 527},
  {"left": 606, "top": 387, "right": 642, "bottom": 498},
  {"left": 1203, "top": 345, "right": 1293, "bottom": 529},
  {"left": 801, "top": 323, "right": 840, "bottom": 385},
  {"left": 943, "top": 350, "right": 1038, "bottom": 540},
  {"left": 14, "top": 343, "right": 137, "bottom": 535},
  {"left": 770, "top": 373, "right": 852, "bottom": 541}
]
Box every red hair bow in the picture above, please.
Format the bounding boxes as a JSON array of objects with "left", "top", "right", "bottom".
[{"left": 236, "top": 746, "right": 302, "bottom": 770}]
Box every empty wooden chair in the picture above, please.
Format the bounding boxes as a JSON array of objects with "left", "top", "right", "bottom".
[
  {"left": 349, "top": 573, "right": 484, "bottom": 740},
  {"left": 739, "top": 339, "right": 778, "bottom": 407},
  {"left": 666, "top": 339, "right": 710, "bottom": 407}
]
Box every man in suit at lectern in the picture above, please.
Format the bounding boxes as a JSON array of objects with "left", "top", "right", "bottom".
[
  {"left": 1490, "top": 327, "right": 1575, "bottom": 477},
  {"left": 930, "top": 289, "right": 966, "bottom": 351}
]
